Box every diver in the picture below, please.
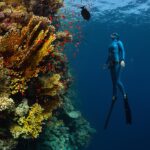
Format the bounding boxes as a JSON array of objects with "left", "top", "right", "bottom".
[
  {"left": 104, "top": 33, "right": 132, "bottom": 129},
  {"left": 106, "top": 32, "right": 127, "bottom": 101}
]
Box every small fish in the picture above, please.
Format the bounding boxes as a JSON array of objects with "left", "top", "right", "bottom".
[
  {"left": 80, "top": 6, "right": 91, "bottom": 21},
  {"left": 69, "top": 26, "right": 73, "bottom": 29},
  {"left": 49, "top": 16, "right": 53, "bottom": 22},
  {"left": 56, "top": 24, "right": 60, "bottom": 27},
  {"left": 69, "top": 22, "right": 73, "bottom": 25},
  {"left": 61, "top": 15, "right": 66, "bottom": 19},
  {"left": 51, "top": 53, "right": 55, "bottom": 57}
]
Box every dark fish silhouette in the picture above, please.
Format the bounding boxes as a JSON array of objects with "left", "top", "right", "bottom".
[{"left": 80, "top": 6, "right": 91, "bottom": 21}]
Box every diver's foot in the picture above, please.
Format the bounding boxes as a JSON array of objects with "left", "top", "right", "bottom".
[{"left": 112, "top": 96, "right": 117, "bottom": 101}]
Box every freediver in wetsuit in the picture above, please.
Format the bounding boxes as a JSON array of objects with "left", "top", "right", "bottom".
[
  {"left": 106, "top": 33, "right": 126, "bottom": 100},
  {"left": 104, "top": 33, "right": 132, "bottom": 129}
]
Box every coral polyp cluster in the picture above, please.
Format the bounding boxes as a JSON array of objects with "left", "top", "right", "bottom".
[
  {"left": 0, "top": 0, "right": 94, "bottom": 150},
  {"left": 0, "top": 96, "right": 14, "bottom": 112},
  {"left": 0, "top": 1, "right": 29, "bottom": 34},
  {"left": 10, "top": 103, "right": 52, "bottom": 139},
  {"left": 39, "top": 74, "right": 64, "bottom": 96}
]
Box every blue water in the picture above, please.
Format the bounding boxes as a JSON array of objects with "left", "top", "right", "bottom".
[{"left": 67, "top": 18, "right": 150, "bottom": 149}]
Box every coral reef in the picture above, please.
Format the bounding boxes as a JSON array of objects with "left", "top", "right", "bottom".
[
  {"left": 0, "top": 139, "right": 18, "bottom": 150},
  {"left": 39, "top": 74, "right": 64, "bottom": 96},
  {"left": 10, "top": 103, "right": 52, "bottom": 139},
  {"left": 0, "top": 96, "right": 14, "bottom": 112},
  {"left": 30, "top": 0, "right": 64, "bottom": 17},
  {"left": 14, "top": 99, "right": 29, "bottom": 117},
  {"left": 0, "top": 1, "right": 30, "bottom": 34},
  {"left": 36, "top": 93, "right": 95, "bottom": 150},
  {"left": 0, "top": 0, "right": 94, "bottom": 150}
]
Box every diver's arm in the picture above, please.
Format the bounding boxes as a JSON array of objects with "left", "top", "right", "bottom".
[
  {"left": 118, "top": 41, "right": 125, "bottom": 61},
  {"left": 118, "top": 41, "right": 125, "bottom": 67}
]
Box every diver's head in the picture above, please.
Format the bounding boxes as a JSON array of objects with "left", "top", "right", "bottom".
[
  {"left": 110, "top": 33, "right": 119, "bottom": 40},
  {"left": 80, "top": 6, "right": 85, "bottom": 9}
]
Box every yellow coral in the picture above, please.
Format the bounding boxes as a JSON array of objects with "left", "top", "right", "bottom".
[
  {"left": 40, "top": 74, "right": 64, "bottom": 96},
  {"left": 0, "top": 15, "right": 58, "bottom": 94},
  {"left": 30, "top": 33, "right": 56, "bottom": 67},
  {"left": 0, "top": 1, "right": 70, "bottom": 142},
  {"left": 9, "top": 70, "right": 27, "bottom": 95},
  {"left": 56, "top": 31, "right": 72, "bottom": 42},
  {"left": 10, "top": 103, "right": 52, "bottom": 139},
  {"left": 0, "top": 31, "right": 21, "bottom": 54}
]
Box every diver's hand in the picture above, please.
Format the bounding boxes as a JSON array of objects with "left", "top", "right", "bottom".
[{"left": 120, "top": 60, "right": 125, "bottom": 67}]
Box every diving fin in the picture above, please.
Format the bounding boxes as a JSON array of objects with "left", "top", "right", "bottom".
[
  {"left": 104, "top": 98, "right": 117, "bottom": 129},
  {"left": 124, "top": 96, "right": 132, "bottom": 124}
]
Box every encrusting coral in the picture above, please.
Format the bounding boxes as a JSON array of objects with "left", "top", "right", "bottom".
[
  {"left": 0, "top": 139, "right": 18, "bottom": 150},
  {"left": 0, "top": 1, "right": 30, "bottom": 34},
  {"left": 14, "top": 99, "right": 29, "bottom": 117},
  {"left": 0, "top": 0, "right": 94, "bottom": 149},
  {"left": 0, "top": 96, "right": 14, "bottom": 112},
  {"left": 0, "top": 94, "right": 15, "bottom": 112}
]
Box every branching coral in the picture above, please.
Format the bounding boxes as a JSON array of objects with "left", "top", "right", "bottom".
[
  {"left": 1, "top": 15, "right": 54, "bottom": 68},
  {"left": 10, "top": 103, "right": 52, "bottom": 139}
]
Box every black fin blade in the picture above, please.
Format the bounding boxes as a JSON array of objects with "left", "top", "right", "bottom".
[{"left": 124, "top": 99, "right": 132, "bottom": 124}]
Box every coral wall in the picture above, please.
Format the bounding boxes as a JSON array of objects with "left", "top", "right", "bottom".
[{"left": 0, "top": 0, "right": 94, "bottom": 150}]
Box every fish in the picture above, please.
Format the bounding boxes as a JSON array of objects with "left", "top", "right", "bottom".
[
  {"left": 49, "top": 16, "right": 53, "bottom": 22},
  {"left": 80, "top": 6, "right": 91, "bottom": 21},
  {"left": 61, "top": 15, "right": 66, "bottom": 19}
]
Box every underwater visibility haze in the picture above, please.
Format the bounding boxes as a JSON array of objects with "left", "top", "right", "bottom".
[
  {"left": 64, "top": 0, "right": 150, "bottom": 150},
  {"left": 0, "top": 0, "right": 150, "bottom": 150}
]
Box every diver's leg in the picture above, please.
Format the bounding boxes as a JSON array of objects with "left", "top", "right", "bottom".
[
  {"left": 116, "top": 65, "right": 132, "bottom": 124},
  {"left": 116, "top": 64, "right": 126, "bottom": 98},
  {"left": 110, "top": 66, "right": 117, "bottom": 100}
]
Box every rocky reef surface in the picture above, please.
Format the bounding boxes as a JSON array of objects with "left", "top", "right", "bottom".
[{"left": 0, "top": 0, "right": 94, "bottom": 150}]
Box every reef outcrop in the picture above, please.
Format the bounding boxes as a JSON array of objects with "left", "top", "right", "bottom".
[{"left": 0, "top": 0, "right": 94, "bottom": 150}]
